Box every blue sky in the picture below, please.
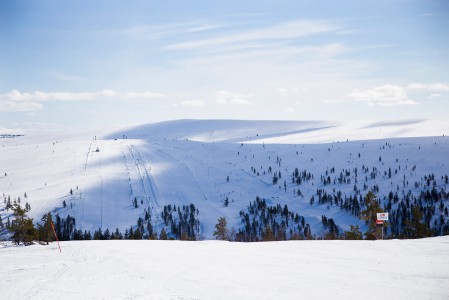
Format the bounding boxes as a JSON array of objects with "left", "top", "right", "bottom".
[{"left": 1, "top": 0, "right": 448, "bottom": 132}]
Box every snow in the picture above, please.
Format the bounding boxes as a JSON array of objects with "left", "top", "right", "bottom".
[
  {"left": 1, "top": 119, "right": 449, "bottom": 238},
  {"left": 1, "top": 237, "right": 448, "bottom": 299},
  {"left": 1, "top": 119, "right": 449, "bottom": 299}
]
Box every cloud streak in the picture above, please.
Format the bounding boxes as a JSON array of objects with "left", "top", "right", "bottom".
[
  {"left": 166, "top": 20, "right": 342, "bottom": 51},
  {"left": 181, "top": 100, "right": 205, "bottom": 107},
  {"left": 406, "top": 83, "right": 449, "bottom": 91},
  {"left": 0, "top": 89, "right": 166, "bottom": 112}
]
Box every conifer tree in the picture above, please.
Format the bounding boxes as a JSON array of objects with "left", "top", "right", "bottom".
[
  {"left": 344, "top": 225, "right": 363, "bottom": 240},
  {"left": 213, "top": 217, "right": 229, "bottom": 240},
  {"left": 360, "top": 191, "right": 383, "bottom": 240},
  {"left": 7, "top": 203, "right": 37, "bottom": 245},
  {"left": 159, "top": 228, "right": 168, "bottom": 240},
  {"left": 262, "top": 225, "right": 275, "bottom": 241},
  {"left": 37, "top": 212, "right": 54, "bottom": 245},
  {"left": 402, "top": 206, "right": 432, "bottom": 238}
]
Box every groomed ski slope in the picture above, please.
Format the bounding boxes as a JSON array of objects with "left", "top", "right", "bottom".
[
  {"left": 1, "top": 119, "right": 449, "bottom": 238},
  {"left": 1, "top": 237, "right": 448, "bottom": 300}
]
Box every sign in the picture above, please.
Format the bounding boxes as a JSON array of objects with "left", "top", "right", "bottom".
[
  {"left": 377, "top": 213, "right": 389, "bottom": 221},
  {"left": 376, "top": 220, "right": 384, "bottom": 225}
]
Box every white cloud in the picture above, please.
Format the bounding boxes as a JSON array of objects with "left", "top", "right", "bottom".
[
  {"left": 349, "top": 85, "right": 417, "bottom": 106},
  {"left": 0, "top": 126, "right": 24, "bottom": 135},
  {"left": 278, "top": 87, "right": 309, "bottom": 97},
  {"left": 428, "top": 93, "right": 442, "bottom": 99},
  {"left": 124, "top": 92, "right": 166, "bottom": 99},
  {"left": 1, "top": 89, "right": 117, "bottom": 102},
  {"left": 284, "top": 107, "right": 295, "bottom": 112},
  {"left": 0, "top": 89, "right": 165, "bottom": 112},
  {"left": 406, "top": 83, "right": 449, "bottom": 91},
  {"left": 215, "top": 90, "right": 254, "bottom": 106},
  {"left": 122, "top": 22, "right": 226, "bottom": 39},
  {"left": 51, "top": 72, "right": 83, "bottom": 82},
  {"left": 181, "top": 100, "right": 205, "bottom": 107},
  {"left": 0, "top": 101, "right": 43, "bottom": 112},
  {"left": 166, "top": 20, "right": 342, "bottom": 50}
]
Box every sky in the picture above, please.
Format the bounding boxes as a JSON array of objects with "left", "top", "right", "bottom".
[{"left": 0, "top": 0, "right": 448, "bottom": 132}]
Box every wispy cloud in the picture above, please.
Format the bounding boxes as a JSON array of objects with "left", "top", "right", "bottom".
[
  {"left": 181, "top": 100, "right": 205, "bottom": 107},
  {"left": 349, "top": 85, "right": 417, "bottom": 106},
  {"left": 122, "top": 22, "right": 227, "bottom": 38},
  {"left": 124, "top": 92, "right": 166, "bottom": 99},
  {"left": 428, "top": 93, "right": 442, "bottom": 99},
  {"left": 216, "top": 90, "right": 254, "bottom": 106},
  {"left": 0, "top": 89, "right": 165, "bottom": 112},
  {"left": 0, "top": 126, "right": 24, "bottom": 135},
  {"left": 182, "top": 43, "right": 348, "bottom": 67},
  {"left": 278, "top": 87, "right": 310, "bottom": 97},
  {"left": 166, "top": 20, "right": 342, "bottom": 51},
  {"left": 51, "top": 71, "right": 83, "bottom": 82},
  {"left": 406, "top": 83, "right": 449, "bottom": 91}
]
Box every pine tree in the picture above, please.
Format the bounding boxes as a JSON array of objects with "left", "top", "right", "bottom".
[
  {"left": 133, "top": 228, "right": 142, "bottom": 239},
  {"left": 7, "top": 203, "right": 37, "bottom": 245},
  {"left": 93, "top": 228, "right": 103, "bottom": 240},
  {"left": 159, "top": 228, "right": 168, "bottom": 240},
  {"left": 103, "top": 228, "right": 111, "bottom": 240},
  {"left": 344, "top": 225, "right": 363, "bottom": 240},
  {"left": 402, "top": 206, "right": 432, "bottom": 238},
  {"left": 262, "top": 225, "right": 275, "bottom": 241},
  {"left": 213, "top": 217, "right": 229, "bottom": 240},
  {"left": 360, "top": 191, "right": 383, "bottom": 240},
  {"left": 37, "top": 212, "right": 54, "bottom": 245}
]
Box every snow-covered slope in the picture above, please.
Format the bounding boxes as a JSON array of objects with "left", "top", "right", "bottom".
[
  {"left": 1, "top": 119, "right": 449, "bottom": 238},
  {"left": 1, "top": 237, "right": 448, "bottom": 299}
]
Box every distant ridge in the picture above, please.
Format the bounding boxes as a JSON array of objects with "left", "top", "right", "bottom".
[{"left": 105, "top": 119, "right": 449, "bottom": 144}]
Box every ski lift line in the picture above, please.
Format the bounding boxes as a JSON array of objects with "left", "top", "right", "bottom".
[
  {"left": 127, "top": 145, "right": 148, "bottom": 200},
  {"left": 119, "top": 141, "right": 134, "bottom": 197},
  {"left": 84, "top": 141, "right": 94, "bottom": 171},
  {"left": 129, "top": 144, "right": 162, "bottom": 210},
  {"left": 100, "top": 155, "right": 104, "bottom": 230},
  {"left": 127, "top": 143, "right": 160, "bottom": 211}
]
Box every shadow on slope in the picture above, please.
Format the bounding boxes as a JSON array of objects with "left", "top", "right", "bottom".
[{"left": 103, "top": 119, "right": 332, "bottom": 143}]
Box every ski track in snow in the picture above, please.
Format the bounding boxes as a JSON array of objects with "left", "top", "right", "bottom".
[{"left": 1, "top": 238, "right": 448, "bottom": 299}]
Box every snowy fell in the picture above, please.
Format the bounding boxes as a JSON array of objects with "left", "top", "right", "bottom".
[{"left": 1, "top": 119, "right": 449, "bottom": 239}]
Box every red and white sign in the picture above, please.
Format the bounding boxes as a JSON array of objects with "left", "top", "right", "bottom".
[
  {"left": 376, "top": 220, "right": 384, "bottom": 225},
  {"left": 377, "top": 213, "right": 389, "bottom": 221}
]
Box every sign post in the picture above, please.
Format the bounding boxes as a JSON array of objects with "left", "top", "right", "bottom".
[{"left": 376, "top": 213, "right": 389, "bottom": 240}]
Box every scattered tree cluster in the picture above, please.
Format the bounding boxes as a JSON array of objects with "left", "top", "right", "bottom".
[
  {"left": 160, "top": 203, "right": 200, "bottom": 240},
  {"left": 235, "top": 197, "right": 309, "bottom": 242}
]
